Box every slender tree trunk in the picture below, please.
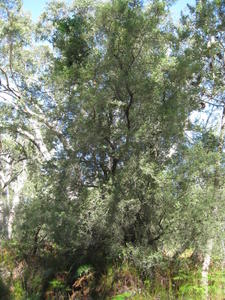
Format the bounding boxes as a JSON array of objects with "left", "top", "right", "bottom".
[
  {"left": 8, "top": 160, "right": 27, "bottom": 238},
  {"left": 0, "top": 154, "right": 12, "bottom": 237},
  {"left": 201, "top": 239, "right": 213, "bottom": 298},
  {"left": 221, "top": 237, "right": 225, "bottom": 268}
]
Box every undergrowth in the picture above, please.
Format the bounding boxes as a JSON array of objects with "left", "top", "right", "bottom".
[{"left": 1, "top": 243, "right": 225, "bottom": 299}]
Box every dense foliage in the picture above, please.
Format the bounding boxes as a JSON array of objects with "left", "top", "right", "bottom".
[{"left": 0, "top": 0, "right": 224, "bottom": 299}]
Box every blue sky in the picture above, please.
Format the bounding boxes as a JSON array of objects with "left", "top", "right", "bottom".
[
  {"left": 171, "top": 0, "right": 195, "bottom": 20},
  {"left": 23, "top": 0, "right": 47, "bottom": 20},
  {"left": 23, "top": 0, "right": 195, "bottom": 21}
]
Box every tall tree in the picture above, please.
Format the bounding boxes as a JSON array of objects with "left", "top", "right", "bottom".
[{"left": 180, "top": 0, "right": 225, "bottom": 296}]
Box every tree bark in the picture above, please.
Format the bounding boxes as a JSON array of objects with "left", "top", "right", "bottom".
[
  {"left": 201, "top": 239, "right": 213, "bottom": 299},
  {"left": 8, "top": 160, "right": 27, "bottom": 238}
]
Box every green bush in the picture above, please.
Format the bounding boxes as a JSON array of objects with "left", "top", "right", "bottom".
[{"left": 12, "top": 280, "right": 26, "bottom": 300}]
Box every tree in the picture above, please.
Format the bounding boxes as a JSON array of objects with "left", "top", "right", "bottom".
[
  {"left": 1, "top": 0, "right": 224, "bottom": 298},
  {"left": 179, "top": 0, "right": 225, "bottom": 296}
]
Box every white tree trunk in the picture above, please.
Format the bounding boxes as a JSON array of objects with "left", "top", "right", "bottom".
[
  {"left": 31, "top": 118, "right": 52, "bottom": 161},
  {"left": 201, "top": 239, "right": 213, "bottom": 299},
  {"left": 221, "top": 238, "right": 225, "bottom": 268},
  {"left": 8, "top": 160, "right": 27, "bottom": 238}
]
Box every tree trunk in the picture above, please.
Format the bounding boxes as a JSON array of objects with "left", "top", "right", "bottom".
[
  {"left": 31, "top": 118, "right": 52, "bottom": 161},
  {"left": 8, "top": 160, "right": 27, "bottom": 238},
  {"left": 201, "top": 239, "right": 213, "bottom": 299}
]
